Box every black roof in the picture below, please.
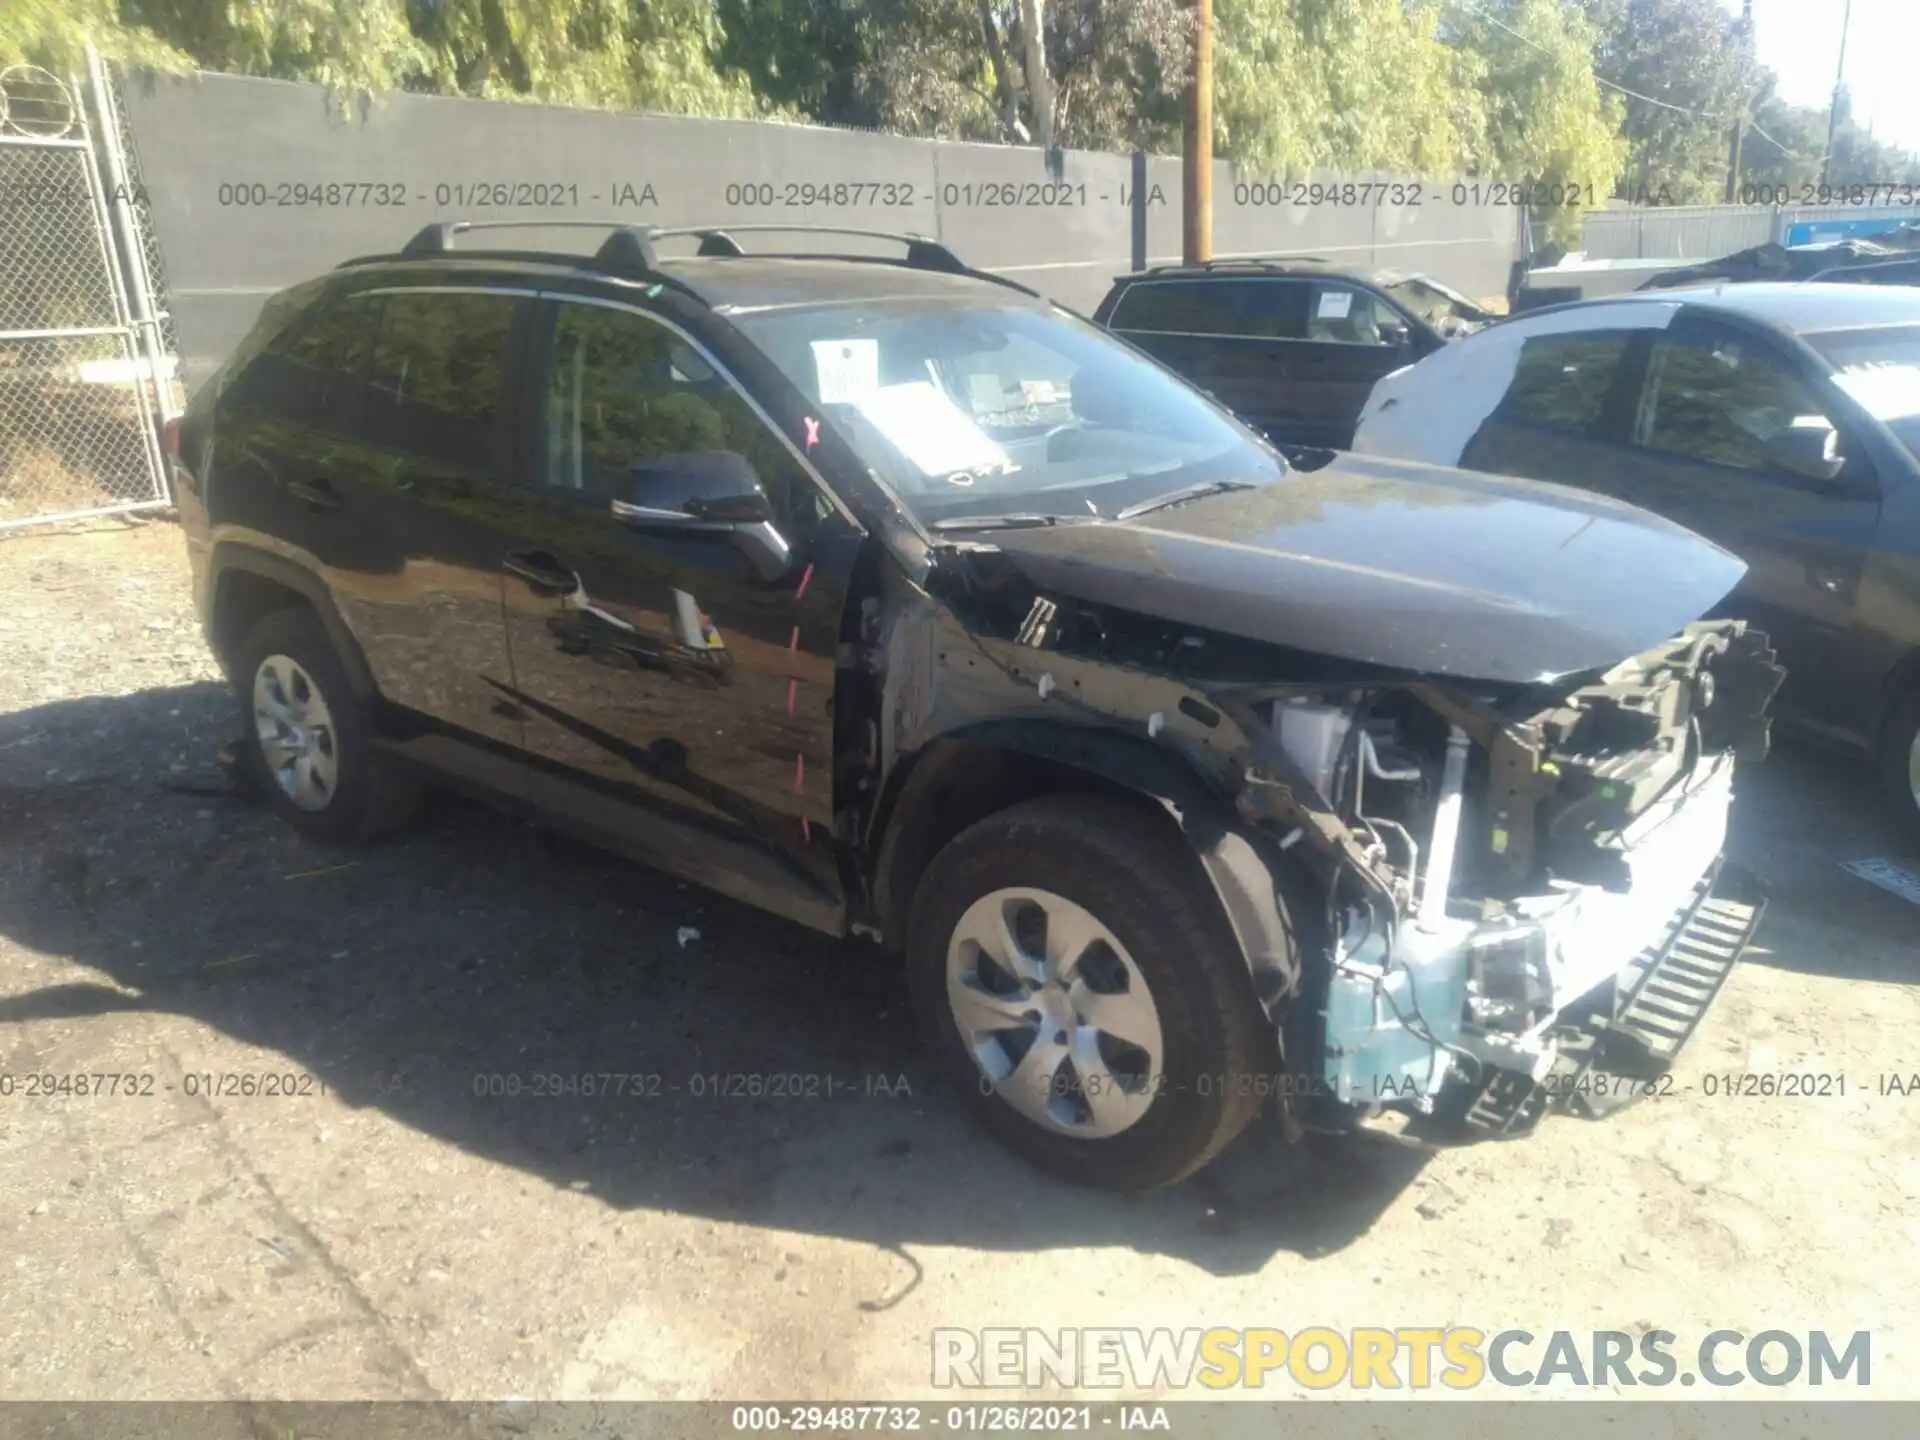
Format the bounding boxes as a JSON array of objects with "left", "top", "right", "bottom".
[
  {"left": 1519, "top": 281, "right": 1920, "bottom": 335},
  {"left": 336, "top": 221, "right": 1045, "bottom": 312}
]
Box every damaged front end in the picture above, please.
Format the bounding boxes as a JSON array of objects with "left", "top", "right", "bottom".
[
  {"left": 891, "top": 518, "right": 1785, "bottom": 1133},
  {"left": 1229, "top": 623, "right": 1785, "bottom": 1122}
]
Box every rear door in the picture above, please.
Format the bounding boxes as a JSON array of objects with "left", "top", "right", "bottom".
[
  {"left": 327, "top": 285, "right": 535, "bottom": 755},
  {"left": 1103, "top": 277, "right": 1307, "bottom": 440},
  {"left": 1283, "top": 280, "right": 1426, "bottom": 448},
  {"left": 205, "top": 287, "right": 381, "bottom": 567}
]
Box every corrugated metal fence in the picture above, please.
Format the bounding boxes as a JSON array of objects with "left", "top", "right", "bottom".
[{"left": 1579, "top": 203, "right": 1919, "bottom": 260}]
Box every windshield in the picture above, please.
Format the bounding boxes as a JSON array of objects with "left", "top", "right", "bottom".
[
  {"left": 731, "top": 297, "right": 1285, "bottom": 528},
  {"left": 1381, "top": 275, "right": 1491, "bottom": 337},
  {"left": 1808, "top": 324, "right": 1920, "bottom": 464}
]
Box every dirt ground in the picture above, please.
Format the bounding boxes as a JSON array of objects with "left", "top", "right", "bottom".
[{"left": 2, "top": 518, "right": 1918, "bottom": 1405}]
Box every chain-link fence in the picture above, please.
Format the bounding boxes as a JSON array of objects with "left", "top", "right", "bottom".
[{"left": 0, "top": 62, "right": 172, "bottom": 529}]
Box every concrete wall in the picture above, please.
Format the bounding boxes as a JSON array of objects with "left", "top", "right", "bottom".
[{"left": 115, "top": 70, "right": 1523, "bottom": 391}]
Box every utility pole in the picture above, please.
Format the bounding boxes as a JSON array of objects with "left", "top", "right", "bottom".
[
  {"left": 1820, "top": 0, "right": 1854, "bottom": 189},
  {"left": 1182, "top": 0, "right": 1213, "bottom": 265},
  {"left": 1724, "top": 0, "right": 1753, "bottom": 203}
]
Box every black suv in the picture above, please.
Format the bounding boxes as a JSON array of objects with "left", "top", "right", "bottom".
[
  {"left": 172, "top": 222, "right": 1780, "bottom": 1191},
  {"left": 1092, "top": 258, "right": 1493, "bottom": 454}
]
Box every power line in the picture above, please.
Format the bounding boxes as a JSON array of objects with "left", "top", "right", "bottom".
[{"left": 1444, "top": 0, "right": 1790, "bottom": 153}]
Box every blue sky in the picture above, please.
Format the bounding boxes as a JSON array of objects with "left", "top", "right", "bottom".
[{"left": 1733, "top": 0, "right": 1920, "bottom": 153}]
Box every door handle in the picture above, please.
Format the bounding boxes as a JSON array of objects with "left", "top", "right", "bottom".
[
  {"left": 287, "top": 478, "right": 341, "bottom": 510},
  {"left": 503, "top": 551, "right": 578, "bottom": 596}
]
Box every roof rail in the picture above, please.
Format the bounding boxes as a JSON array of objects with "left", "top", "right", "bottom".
[
  {"left": 1134, "top": 254, "right": 1330, "bottom": 277},
  {"left": 348, "top": 218, "right": 1044, "bottom": 301},
  {"left": 646, "top": 225, "right": 971, "bottom": 275},
  {"left": 645, "top": 224, "right": 1042, "bottom": 299},
  {"left": 390, "top": 219, "right": 660, "bottom": 272}
]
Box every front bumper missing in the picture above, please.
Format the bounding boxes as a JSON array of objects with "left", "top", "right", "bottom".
[{"left": 1457, "top": 858, "right": 1769, "bottom": 1136}]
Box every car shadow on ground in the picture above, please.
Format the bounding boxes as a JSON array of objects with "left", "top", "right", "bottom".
[
  {"left": 1723, "top": 733, "right": 1920, "bottom": 984},
  {"left": 0, "top": 684, "right": 1433, "bottom": 1279},
  {"left": 1, "top": 686, "right": 1911, "bottom": 1280}
]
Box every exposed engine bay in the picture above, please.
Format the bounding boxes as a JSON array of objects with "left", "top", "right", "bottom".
[
  {"left": 1265, "top": 620, "right": 1782, "bottom": 914},
  {"left": 894, "top": 531, "right": 1785, "bottom": 1118},
  {"left": 1243, "top": 622, "right": 1784, "bottom": 1108}
]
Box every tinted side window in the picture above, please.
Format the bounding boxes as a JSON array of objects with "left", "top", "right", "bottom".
[
  {"left": 1634, "top": 330, "right": 1831, "bottom": 474},
  {"left": 365, "top": 291, "right": 520, "bottom": 473},
  {"left": 1494, "top": 331, "right": 1634, "bottom": 435},
  {"left": 1109, "top": 279, "right": 1307, "bottom": 339},
  {"left": 543, "top": 301, "right": 815, "bottom": 526},
  {"left": 1109, "top": 281, "right": 1210, "bottom": 334}
]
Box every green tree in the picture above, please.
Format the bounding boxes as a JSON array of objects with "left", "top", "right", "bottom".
[
  {"left": 828, "top": 0, "right": 1191, "bottom": 151},
  {"left": 0, "top": 0, "right": 191, "bottom": 74},
  {"left": 1450, "top": 0, "right": 1624, "bottom": 242},
  {"left": 2, "top": 0, "right": 763, "bottom": 118},
  {"left": 1213, "top": 0, "right": 1462, "bottom": 178},
  {"left": 1577, "top": 0, "right": 1760, "bottom": 203}
]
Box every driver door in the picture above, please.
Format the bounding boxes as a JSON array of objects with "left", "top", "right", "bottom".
[{"left": 498, "top": 295, "right": 860, "bottom": 929}]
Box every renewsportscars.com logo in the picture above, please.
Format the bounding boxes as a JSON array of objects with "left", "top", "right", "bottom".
[{"left": 931, "top": 1327, "right": 1872, "bottom": 1391}]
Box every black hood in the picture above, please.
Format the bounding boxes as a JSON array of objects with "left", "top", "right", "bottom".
[{"left": 980, "top": 454, "right": 1748, "bottom": 685}]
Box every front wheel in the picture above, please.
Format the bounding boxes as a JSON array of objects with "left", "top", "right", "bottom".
[{"left": 906, "top": 794, "right": 1279, "bottom": 1191}]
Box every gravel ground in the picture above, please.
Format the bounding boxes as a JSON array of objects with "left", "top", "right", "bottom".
[{"left": 2, "top": 518, "right": 1918, "bottom": 1406}]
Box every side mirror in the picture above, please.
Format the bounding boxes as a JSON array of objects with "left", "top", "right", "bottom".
[
  {"left": 1766, "top": 421, "right": 1846, "bottom": 483},
  {"left": 1377, "top": 318, "right": 1414, "bottom": 347},
  {"left": 610, "top": 451, "right": 792, "bottom": 581}
]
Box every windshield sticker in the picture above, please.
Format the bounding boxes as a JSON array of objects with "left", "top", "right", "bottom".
[
  {"left": 849, "top": 380, "right": 1013, "bottom": 479},
  {"left": 1834, "top": 361, "right": 1920, "bottom": 421},
  {"left": 810, "top": 339, "right": 880, "bottom": 404},
  {"left": 1316, "top": 289, "right": 1354, "bottom": 320}
]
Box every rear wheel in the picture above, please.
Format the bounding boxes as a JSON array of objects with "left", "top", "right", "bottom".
[
  {"left": 1879, "top": 684, "right": 1920, "bottom": 846},
  {"left": 231, "top": 608, "right": 420, "bottom": 842},
  {"left": 906, "top": 794, "right": 1276, "bottom": 1191}
]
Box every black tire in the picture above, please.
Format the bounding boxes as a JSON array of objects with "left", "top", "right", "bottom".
[
  {"left": 905, "top": 793, "right": 1277, "bottom": 1192},
  {"left": 1879, "top": 683, "right": 1920, "bottom": 847},
  {"left": 230, "top": 607, "right": 421, "bottom": 843}
]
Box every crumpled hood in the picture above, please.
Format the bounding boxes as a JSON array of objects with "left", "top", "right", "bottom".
[{"left": 980, "top": 453, "right": 1749, "bottom": 684}]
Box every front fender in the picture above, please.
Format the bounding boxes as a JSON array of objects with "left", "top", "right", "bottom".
[{"left": 872, "top": 722, "right": 1302, "bottom": 1017}]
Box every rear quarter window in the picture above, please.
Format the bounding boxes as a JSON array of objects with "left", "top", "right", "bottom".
[{"left": 205, "top": 278, "right": 328, "bottom": 405}]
